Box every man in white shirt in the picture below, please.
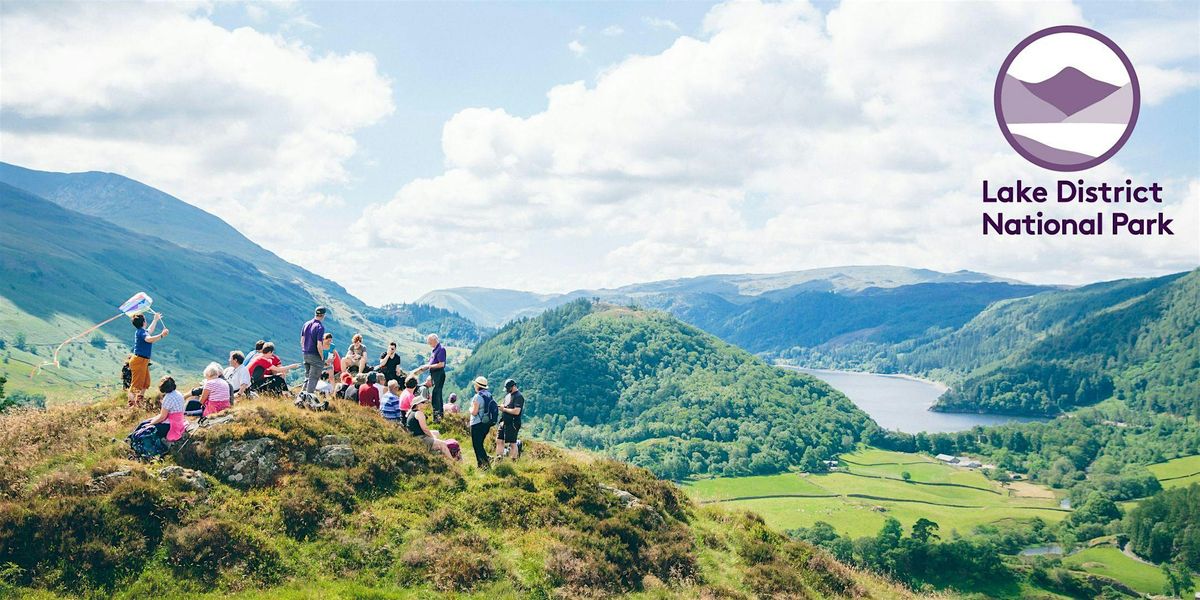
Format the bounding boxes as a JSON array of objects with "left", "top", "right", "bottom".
[{"left": 224, "top": 350, "right": 252, "bottom": 398}]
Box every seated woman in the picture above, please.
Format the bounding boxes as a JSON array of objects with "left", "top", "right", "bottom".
[
  {"left": 405, "top": 395, "right": 453, "bottom": 459},
  {"left": 147, "top": 376, "right": 187, "bottom": 443},
  {"left": 247, "top": 342, "right": 296, "bottom": 394},
  {"left": 346, "top": 334, "right": 367, "bottom": 373},
  {"left": 200, "top": 362, "right": 232, "bottom": 417}
]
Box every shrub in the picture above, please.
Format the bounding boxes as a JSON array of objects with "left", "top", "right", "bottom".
[
  {"left": 165, "top": 518, "right": 283, "bottom": 587},
  {"left": 401, "top": 532, "right": 494, "bottom": 592},
  {"left": 279, "top": 486, "right": 329, "bottom": 540}
]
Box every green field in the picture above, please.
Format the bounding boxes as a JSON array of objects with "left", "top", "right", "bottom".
[
  {"left": 683, "top": 448, "right": 1068, "bottom": 538},
  {"left": 1148, "top": 454, "right": 1200, "bottom": 490},
  {"left": 1062, "top": 546, "right": 1195, "bottom": 596}
]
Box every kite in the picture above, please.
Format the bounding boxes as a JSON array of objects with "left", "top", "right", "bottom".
[{"left": 33, "top": 292, "right": 165, "bottom": 376}]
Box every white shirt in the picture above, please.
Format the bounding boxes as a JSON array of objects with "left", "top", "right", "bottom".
[
  {"left": 374, "top": 383, "right": 387, "bottom": 398},
  {"left": 224, "top": 365, "right": 251, "bottom": 392},
  {"left": 316, "top": 379, "right": 332, "bottom": 394}
]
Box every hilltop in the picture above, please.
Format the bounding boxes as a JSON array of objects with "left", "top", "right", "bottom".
[
  {"left": 454, "top": 299, "right": 875, "bottom": 479},
  {"left": 0, "top": 396, "right": 923, "bottom": 599}
]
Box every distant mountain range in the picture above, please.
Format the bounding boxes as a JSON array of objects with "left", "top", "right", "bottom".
[
  {"left": 0, "top": 163, "right": 480, "bottom": 389},
  {"left": 417, "top": 266, "right": 1029, "bottom": 327}
]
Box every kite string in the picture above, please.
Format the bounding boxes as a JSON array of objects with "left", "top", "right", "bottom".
[{"left": 31, "top": 312, "right": 124, "bottom": 377}]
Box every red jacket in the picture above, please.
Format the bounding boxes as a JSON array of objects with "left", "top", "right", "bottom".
[{"left": 358, "top": 384, "right": 380, "bottom": 408}]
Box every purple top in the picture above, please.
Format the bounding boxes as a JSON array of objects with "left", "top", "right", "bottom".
[
  {"left": 428, "top": 343, "right": 446, "bottom": 371},
  {"left": 302, "top": 318, "right": 325, "bottom": 355}
]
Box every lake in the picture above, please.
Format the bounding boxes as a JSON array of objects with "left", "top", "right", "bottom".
[{"left": 789, "top": 367, "right": 1047, "bottom": 434}]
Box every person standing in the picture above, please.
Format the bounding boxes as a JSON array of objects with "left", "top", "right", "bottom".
[
  {"left": 127, "top": 313, "right": 168, "bottom": 407},
  {"left": 414, "top": 334, "right": 447, "bottom": 420},
  {"left": 468, "top": 376, "right": 496, "bottom": 469},
  {"left": 300, "top": 307, "right": 328, "bottom": 395},
  {"left": 495, "top": 379, "right": 524, "bottom": 460}
]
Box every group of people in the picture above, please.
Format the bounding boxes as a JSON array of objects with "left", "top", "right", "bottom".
[{"left": 126, "top": 305, "right": 525, "bottom": 467}]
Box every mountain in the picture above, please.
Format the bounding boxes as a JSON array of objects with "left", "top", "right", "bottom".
[
  {"left": 419, "top": 265, "right": 1033, "bottom": 327},
  {"left": 0, "top": 162, "right": 351, "bottom": 301},
  {"left": 0, "top": 167, "right": 477, "bottom": 395},
  {"left": 920, "top": 270, "right": 1199, "bottom": 416},
  {"left": 1020, "top": 66, "right": 1121, "bottom": 117},
  {"left": 1000, "top": 74, "right": 1068, "bottom": 123},
  {"left": 1062, "top": 83, "right": 1133, "bottom": 124},
  {"left": 0, "top": 397, "right": 919, "bottom": 599},
  {"left": 453, "top": 299, "right": 875, "bottom": 479}
]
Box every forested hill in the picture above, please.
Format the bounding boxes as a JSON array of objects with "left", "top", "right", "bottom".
[
  {"left": 455, "top": 299, "right": 875, "bottom": 479},
  {"left": 931, "top": 270, "right": 1199, "bottom": 417}
]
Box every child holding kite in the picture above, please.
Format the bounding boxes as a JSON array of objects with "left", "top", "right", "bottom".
[{"left": 128, "top": 312, "right": 169, "bottom": 407}]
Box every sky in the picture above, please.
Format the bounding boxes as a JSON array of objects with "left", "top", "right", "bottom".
[{"left": 1, "top": 0, "right": 1197, "bottom": 305}]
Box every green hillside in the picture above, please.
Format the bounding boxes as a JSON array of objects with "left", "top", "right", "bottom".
[
  {"left": 0, "top": 397, "right": 922, "bottom": 599},
  {"left": 0, "top": 183, "right": 442, "bottom": 398},
  {"left": 454, "top": 299, "right": 875, "bottom": 479},
  {"left": 931, "top": 270, "right": 1199, "bottom": 416}
]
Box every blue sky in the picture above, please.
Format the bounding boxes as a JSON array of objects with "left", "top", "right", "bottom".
[{"left": 2, "top": 1, "right": 1197, "bottom": 304}]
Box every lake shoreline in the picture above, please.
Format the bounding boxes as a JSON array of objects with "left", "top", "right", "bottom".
[{"left": 782, "top": 365, "right": 1048, "bottom": 434}]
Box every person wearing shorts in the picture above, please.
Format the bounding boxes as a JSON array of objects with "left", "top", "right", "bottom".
[
  {"left": 405, "top": 395, "right": 453, "bottom": 459},
  {"left": 495, "top": 379, "right": 524, "bottom": 460}
]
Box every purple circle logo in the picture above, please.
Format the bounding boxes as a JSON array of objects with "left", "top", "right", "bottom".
[{"left": 995, "top": 25, "right": 1139, "bottom": 172}]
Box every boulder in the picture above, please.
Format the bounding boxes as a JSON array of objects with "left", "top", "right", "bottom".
[
  {"left": 88, "top": 469, "right": 133, "bottom": 493},
  {"left": 157, "top": 465, "right": 209, "bottom": 494},
  {"left": 599, "top": 483, "right": 665, "bottom": 527},
  {"left": 214, "top": 438, "right": 281, "bottom": 487},
  {"left": 317, "top": 444, "right": 356, "bottom": 468}
]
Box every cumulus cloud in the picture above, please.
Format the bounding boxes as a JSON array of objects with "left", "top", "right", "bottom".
[
  {"left": 643, "top": 16, "right": 680, "bottom": 32},
  {"left": 567, "top": 39, "right": 587, "bottom": 56},
  {"left": 358, "top": 0, "right": 1198, "bottom": 300},
  {"left": 0, "top": 1, "right": 392, "bottom": 257}
]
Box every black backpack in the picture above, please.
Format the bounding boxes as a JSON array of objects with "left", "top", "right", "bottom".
[
  {"left": 127, "top": 419, "right": 168, "bottom": 461},
  {"left": 478, "top": 390, "right": 499, "bottom": 425}
]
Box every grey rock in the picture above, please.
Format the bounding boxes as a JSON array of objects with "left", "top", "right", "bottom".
[
  {"left": 317, "top": 444, "right": 356, "bottom": 468},
  {"left": 157, "top": 466, "right": 209, "bottom": 493},
  {"left": 321, "top": 435, "right": 350, "bottom": 446},
  {"left": 214, "top": 438, "right": 281, "bottom": 487},
  {"left": 88, "top": 469, "right": 133, "bottom": 493}
]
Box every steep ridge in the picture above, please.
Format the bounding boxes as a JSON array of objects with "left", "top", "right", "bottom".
[
  {"left": 932, "top": 269, "right": 1199, "bottom": 416},
  {"left": 454, "top": 299, "right": 876, "bottom": 479}
]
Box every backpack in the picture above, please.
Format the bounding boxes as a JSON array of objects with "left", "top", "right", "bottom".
[
  {"left": 121, "top": 359, "right": 133, "bottom": 390},
  {"left": 127, "top": 419, "right": 169, "bottom": 461},
  {"left": 478, "top": 390, "right": 499, "bottom": 425}
]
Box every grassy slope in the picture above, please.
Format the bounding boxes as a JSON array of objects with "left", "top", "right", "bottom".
[
  {"left": 0, "top": 396, "right": 926, "bottom": 600},
  {"left": 683, "top": 448, "right": 1067, "bottom": 539},
  {"left": 1061, "top": 546, "right": 1193, "bottom": 596},
  {"left": 1148, "top": 454, "right": 1200, "bottom": 490},
  {"left": 454, "top": 300, "right": 874, "bottom": 479}
]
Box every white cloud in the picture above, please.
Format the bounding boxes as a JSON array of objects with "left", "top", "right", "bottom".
[
  {"left": 602, "top": 25, "right": 625, "bottom": 37},
  {"left": 568, "top": 39, "right": 586, "bottom": 57},
  {"left": 0, "top": 1, "right": 392, "bottom": 261},
  {"left": 357, "top": 0, "right": 1198, "bottom": 301},
  {"left": 643, "top": 16, "right": 680, "bottom": 32}
]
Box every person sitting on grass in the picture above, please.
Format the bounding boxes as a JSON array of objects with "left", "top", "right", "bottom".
[
  {"left": 405, "top": 394, "right": 453, "bottom": 459},
  {"left": 199, "top": 362, "right": 232, "bottom": 417},
  {"left": 344, "top": 373, "right": 366, "bottom": 403},
  {"left": 358, "top": 372, "right": 381, "bottom": 408},
  {"left": 147, "top": 376, "right": 187, "bottom": 443},
  {"left": 316, "top": 371, "right": 333, "bottom": 396},
  {"left": 224, "top": 350, "right": 251, "bottom": 398},
  {"left": 247, "top": 342, "right": 296, "bottom": 395},
  {"left": 347, "top": 333, "right": 367, "bottom": 373},
  {"left": 381, "top": 380, "right": 404, "bottom": 423},
  {"left": 398, "top": 376, "right": 418, "bottom": 420}
]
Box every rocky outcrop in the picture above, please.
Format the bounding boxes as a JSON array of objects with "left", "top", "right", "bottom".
[
  {"left": 317, "top": 444, "right": 356, "bottom": 468},
  {"left": 88, "top": 469, "right": 133, "bottom": 493},
  {"left": 214, "top": 438, "right": 281, "bottom": 488},
  {"left": 158, "top": 465, "right": 209, "bottom": 494},
  {"left": 599, "top": 483, "right": 665, "bottom": 527}
]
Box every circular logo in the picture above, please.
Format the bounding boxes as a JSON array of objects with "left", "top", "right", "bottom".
[{"left": 995, "top": 25, "right": 1139, "bottom": 172}]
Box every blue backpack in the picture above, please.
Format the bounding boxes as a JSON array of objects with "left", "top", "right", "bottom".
[
  {"left": 478, "top": 390, "right": 499, "bottom": 425},
  {"left": 127, "top": 419, "right": 168, "bottom": 461}
]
